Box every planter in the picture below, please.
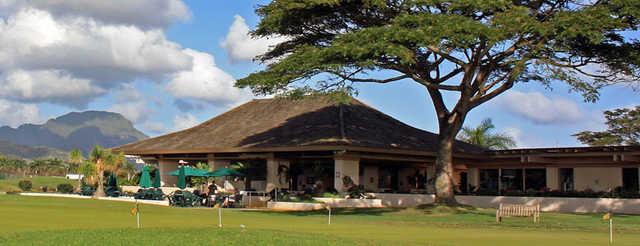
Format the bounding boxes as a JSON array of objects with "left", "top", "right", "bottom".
[
  {"left": 267, "top": 201, "right": 325, "bottom": 211},
  {"left": 313, "top": 198, "right": 384, "bottom": 208}
]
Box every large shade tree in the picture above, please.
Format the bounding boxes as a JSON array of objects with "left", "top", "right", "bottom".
[
  {"left": 574, "top": 106, "right": 640, "bottom": 146},
  {"left": 237, "top": 0, "right": 640, "bottom": 205}
]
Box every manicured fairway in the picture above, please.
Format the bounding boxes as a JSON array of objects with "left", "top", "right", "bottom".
[
  {"left": 0, "top": 176, "right": 77, "bottom": 192},
  {"left": 1, "top": 195, "right": 639, "bottom": 245}
]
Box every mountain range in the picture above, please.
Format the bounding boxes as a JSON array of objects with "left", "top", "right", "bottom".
[{"left": 0, "top": 111, "right": 148, "bottom": 160}]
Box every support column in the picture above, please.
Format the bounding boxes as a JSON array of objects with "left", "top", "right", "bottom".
[
  {"left": 426, "top": 165, "right": 436, "bottom": 194},
  {"left": 468, "top": 168, "right": 479, "bottom": 189},
  {"left": 334, "top": 156, "right": 360, "bottom": 193},
  {"left": 158, "top": 159, "right": 178, "bottom": 187},
  {"left": 546, "top": 167, "right": 559, "bottom": 190},
  {"left": 362, "top": 165, "right": 378, "bottom": 191},
  {"left": 266, "top": 157, "right": 290, "bottom": 192}
]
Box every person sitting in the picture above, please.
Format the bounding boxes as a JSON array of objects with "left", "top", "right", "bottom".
[{"left": 303, "top": 184, "right": 313, "bottom": 196}]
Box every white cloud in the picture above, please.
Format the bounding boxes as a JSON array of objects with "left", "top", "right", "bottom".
[
  {"left": 107, "top": 85, "right": 152, "bottom": 124},
  {"left": 0, "top": 69, "right": 105, "bottom": 106},
  {"left": 220, "top": 15, "right": 287, "bottom": 61},
  {"left": 0, "top": 2, "right": 254, "bottom": 128},
  {"left": 142, "top": 121, "right": 166, "bottom": 135},
  {"left": 0, "top": 99, "right": 40, "bottom": 127},
  {"left": 1, "top": 0, "right": 190, "bottom": 28},
  {"left": 173, "top": 113, "right": 199, "bottom": 131},
  {"left": 166, "top": 49, "right": 250, "bottom": 106},
  {"left": 497, "top": 90, "right": 584, "bottom": 124},
  {"left": 0, "top": 7, "right": 193, "bottom": 107}
]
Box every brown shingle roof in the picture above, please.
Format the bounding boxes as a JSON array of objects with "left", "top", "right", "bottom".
[{"left": 117, "top": 96, "right": 485, "bottom": 155}]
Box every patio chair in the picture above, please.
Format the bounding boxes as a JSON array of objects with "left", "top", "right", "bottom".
[
  {"left": 79, "top": 185, "right": 95, "bottom": 196},
  {"left": 151, "top": 188, "right": 165, "bottom": 200}
]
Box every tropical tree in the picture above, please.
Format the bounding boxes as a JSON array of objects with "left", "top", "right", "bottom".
[
  {"left": 120, "top": 161, "right": 137, "bottom": 182},
  {"left": 68, "top": 149, "right": 84, "bottom": 174},
  {"left": 458, "top": 118, "right": 516, "bottom": 150},
  {"left": 575, "top": 106, "right": 640, "bottom": 146},
  {"left": 237, "top": 1, "right": 640, "bottom": 205},
  {"left": 78, "top": 160, "right": 96, "bottom": 185},
  {"left": 88, "top": 145, "right": 126, "bottom": 197}
]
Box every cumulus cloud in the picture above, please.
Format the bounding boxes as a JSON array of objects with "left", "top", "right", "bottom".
[
  {"left": 107, "top": 85, "right": 152, "bottom": 124},
  {"left": 0, "top": 99, "right": 40, "bottom": 127},
  {"left": 220, "top": 15, "right": 287, "bottom": 61},
  {"left": 0, "top": 69, "right": 105, "bottom": 107},
  {"left": 0, "top": 0, "right": 190, "bottom": 28},
  {"left": 173, "top": 113, "right": 199, "bottom": 131},
  {"left": 0, "top": 3, "right": 249, "bottom": 114},
  {"left": 497, "top": 90, "right": 584, "bottom": 124},
  {"left": 166, "top": 49, "right": 250, "bottom": 108}
]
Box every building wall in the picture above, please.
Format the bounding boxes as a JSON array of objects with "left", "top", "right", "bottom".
[
  {"left": 574, "top": 167, "right": 622, "bottom": 191},
  {"left": 158, "top": 159, "right": 178, "bottom": 187},
  {"left": 371, "top": 193, "right": 640, "bottom": 214}
]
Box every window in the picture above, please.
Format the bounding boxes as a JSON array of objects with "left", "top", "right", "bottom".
[
  {"left": 479, "top": 169, "right": 499, "bottom": 193},
  {"left": 559, "top": 168, "right": 574, "bottom": 191},
  {"left": 622, "top": 168, "right": 639, "bottom": 193},
  {"left": 500, "top": 169, "right": 523, "bottom": 192},
  {"left": 524, "top": 169, "right": 546, "bottom": 191}
]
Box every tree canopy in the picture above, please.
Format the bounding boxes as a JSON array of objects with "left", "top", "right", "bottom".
[
  {"left": 458, "top": 118, "right": 516, "bottom": 150},
  {"left": 238, "top": 0, "right": 640, "bottom": 204},
  {"left": 575, "top": 106, "right": 640, "bottom": 146}
]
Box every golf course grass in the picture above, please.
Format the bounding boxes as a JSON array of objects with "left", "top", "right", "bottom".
[
  {"left": 0, "top": 176, "right": 77, "bottom": 192},
  {"left": 1, "top": 195, "right": 639, "bottom": 245}
]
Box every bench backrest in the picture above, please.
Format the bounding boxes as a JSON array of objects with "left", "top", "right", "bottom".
[{"left": 498, "top": 203, "right": 540, "bottom": 217}]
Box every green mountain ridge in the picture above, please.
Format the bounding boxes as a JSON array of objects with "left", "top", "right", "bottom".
[
  {"left": 0, "top": 111, "right": 148, "bottom": 158},
  {"left": 0, "top": 140, "right": 68, "bottom": 160}
]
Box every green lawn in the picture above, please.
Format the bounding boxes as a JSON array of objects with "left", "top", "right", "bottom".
[
  {"left": 0, "top": 195, "right": 639, "bottom": 245},
  {"left": 0, "top": 176, "right": 78, "bottom": 192}
]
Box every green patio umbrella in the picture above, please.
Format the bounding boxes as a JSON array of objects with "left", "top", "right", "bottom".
[
  {"left": 168, "top": 166, "right": 210, "bottom": 177},
  {"left": 139, "top": 166, "right": 152, "bottom": 188},
  {"left": 152, "top": 168, "right": 161, "bottom": 188},
  {"left": 107, "top": 173, "right": 118, "bottom": 187},
  {"left": 206, "top": 167, "right": 244, "bottom": 177},
  {"left": 177, "top": 165, "right": 187, "bottom": 189}
]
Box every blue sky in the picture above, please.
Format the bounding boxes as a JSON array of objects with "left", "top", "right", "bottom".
[{"left": 0, "top": 1, "right": 637, "bottom": 148}]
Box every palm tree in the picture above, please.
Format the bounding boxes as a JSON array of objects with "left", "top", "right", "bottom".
[
  {"left": 89, "top": 145, "right": 126, "bottom": 197},
  {"left": 457, "top": 118, "right": 517, "bottom": 150},
  {"left": 68, "top": 149, "right": 84, "bottom": 174},
  {"left": 120, "top": 161, "right": 137, "bottom": 182},
  {"left": 68, "top": 149, "right": 85, "bottom": 188}
]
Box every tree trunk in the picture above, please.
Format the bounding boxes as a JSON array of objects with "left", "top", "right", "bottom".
[
  {"left": 94, "top": 170, "right": 106, "bottom": 197},
  {"left": 433, "top": 121, "right": 463, "bottom": 206}
]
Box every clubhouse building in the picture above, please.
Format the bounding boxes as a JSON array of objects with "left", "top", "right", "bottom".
[{"left": 117, "top": 97, "right": 640, "bottom": 195}]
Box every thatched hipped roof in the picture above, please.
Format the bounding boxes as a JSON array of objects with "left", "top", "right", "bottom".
[{"left": 117, "top": 96, "right": 484, "bottom": 155}]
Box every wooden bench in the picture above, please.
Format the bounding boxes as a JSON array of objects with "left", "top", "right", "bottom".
[{"left": 496, "top": 203, "right": 540, "bottom": 223}]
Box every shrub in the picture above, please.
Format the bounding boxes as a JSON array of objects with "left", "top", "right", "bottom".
[
  {"left": 41, "top": 186, "right": 49, "bottom": 192},
  {"left": 18, "top": 180, "right": 32, "bottom": 191},
  {"left": 57, "top": 183, "right": 74, "bottom": 194},
  {"left": 5, "top": 188, "right": 21, "bottom": 195}
]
